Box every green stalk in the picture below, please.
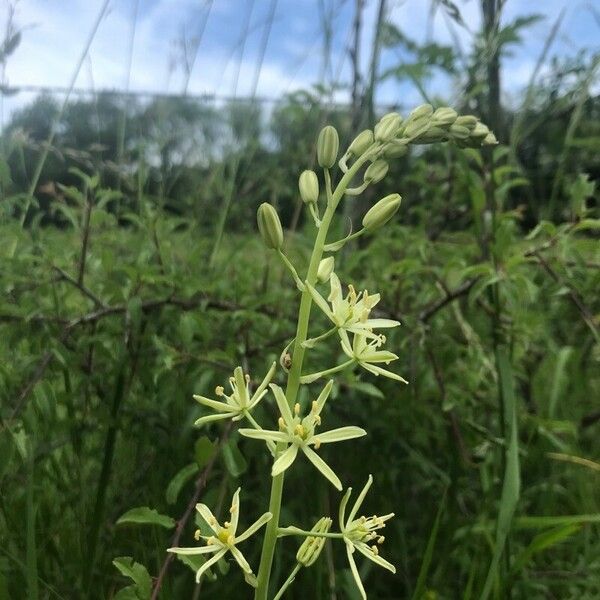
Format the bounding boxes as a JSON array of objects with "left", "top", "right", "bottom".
[{"left": 254, "top": 149, "right": 376, "bottom": 600}]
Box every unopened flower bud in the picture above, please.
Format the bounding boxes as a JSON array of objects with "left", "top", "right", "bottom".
[
  {"left": 383, "top": 141, "right": 408, "bottom": 159},
  {"left": 257, "top": 202, "right": 283, "bottom": 250},
  {"left": 296, "top": 517, "right": 332, "bottom": 567},
  {"left": 362, "top": 193, "right": 402, "bottom": 232},
  {"left": 317, "top": 256, "right": 334, "bottom": 283},
  {"left": 347, "top": 129, "right": 374, "bottom": 157},
  {"left": 470, "top": 121, "right": 490, "bottom": 141},
  {"left": 407, "top": 103, "right": 434, "bottom": 122},
  {"left": 454, "top": 115, "right": 478, "bottom": 131},
  {"left": 413, "top": 126, "right": 448, "bottom": 144},
  {"left": 432, "top": 107, "right": 458, "bottom": 128},
  {"left": 449, "top": 123, "right": 471, "bottom": 140},
  {"left": 299, "top": 170, "right": 319, "bottom": 204},
  {"left": 374, "top": 112, "right": 403, "bottom": 142},
  {"left": 364, "top": 159, "right": 389, "bottom": 184},
  {"left": 317, "top": 125, "right": 339, "bottom": 168},
  {"left": 483, "top": 132, "right": 498, "bottom": 145}
]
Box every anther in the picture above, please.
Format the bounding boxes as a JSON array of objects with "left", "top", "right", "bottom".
[
  {"left": 294, "top": 403, "right": 300, "bottom": 415},
  {"left": 194, "top": 529, "right": 201, "bottom": 541},
  {"left": 215, "top": 386, "right": 225, "bottom": 396}
]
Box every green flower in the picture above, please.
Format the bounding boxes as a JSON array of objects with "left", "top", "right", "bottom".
[
  {"left": 239, "top": 381, "right": 366, "bottom": 490},
  {"left": 168, "top": 488, "right": 272, "bottom": 584},
  {"left": 193, "top": 362, "right": 276, "bottom": 426},
  {"left": 340, "top": 330, "right": 408, "bottom": 383},
  {"left": 339, "top": 475, "right": 396, "bottom": 599},
  {"left": 306, "top": 272, "right": 399, "bottom": 339}
]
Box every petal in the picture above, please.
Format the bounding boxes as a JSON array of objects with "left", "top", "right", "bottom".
[
  {"left": 193, "top": 396, "right": 236, "bottom": 412},
  {"left": 346, "top": 542, "right": 367, "bottom": 600},
  {"left": 230, "top": 545, "right": 253, "bottom": 574},
  {"left": 195, "top": 412, "right": 237, "bottom": 427},
  {"left": 362, "top": 350, "right": 399, "bottom": 364},
  {"left": 362, "top": 318, "right": 400, "bottom": 329},
  {"left": 314, "top": 426, "right": 367, "bottom": 444},
  {"left": 196, "top": 503, "right": 220, "bottom": 534},
  {"left": 306, "top": 281, "right": 335, "bottom": 322},
  {"left": 314, "top": 379, "right": 334, "bottom": 415},
  {"left": 239, "top": 428, "right": 290, "bottom": 443},
  {"left": 247, "top": 389, "right": 268, "bottom": 411},
  {"left": 302, "top": 446, "right": 342, "bottom": 490},
  {"left": 339, "top": 329, "right": 353, "bottom": 358},
  {"left": 167, "top": 545, "right": 220, "bottom": 555},
  {"left": 270, "top": 384, "right": 294, "bottom": 426},
  {"left": 347, "top": 475, "right": 373, "bottom": 524},
  {"left": 195, "top": 549, "right": 227, "bottom": 583},
  {"left": 354, "top": 542, "right": 396, "bottom": 573},
  {"left": 328, "top": 272, "right": 343, "bottom": 304},
  {"left": 250, "top": 361, "right": 277, "bottom": 404},
  {"left": 362, "top": 363, "right": 408, "bottom": 383},
  {"left": 229, "top": 488, "right": 241, "bottom": 534},
  {"left": 236, "top": 512, "right": 273, "bottom": 543},
  {"left": 272, "top": 444, "right": 299, "bottom": 476},
  {"left": 339, "top": 487, "right": 353, "bottom": 530}
]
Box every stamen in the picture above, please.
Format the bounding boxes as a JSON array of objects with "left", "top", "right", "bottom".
[
  {"left": 215, "top": 386, "right": 225, "bottom": 396},
  {"left": 278, "top": 417, "right": 286, "bottom": 430},
  {"left": 311, "top": 400, "right": 318, "bottom": 413},
  {"left": 245, "top": 374, "right": 250, "bottom": 383},
  {"left": 294, "top": 403, "right": 300, "bottom": 415},
  {"left": 378, "top": 536, "right": 385, "bottom": 544},
  {"left": 371, "top": 545, "right": 379, "bottom": 555},
  {"left": 224, "top": 521, "right": 230, "bottom": 528},
  {"left": 194, "top": 529, "right": 201, "bottom": 541},
  {"left": 314, "top": 438, "right": 321, "bottom": 450}
]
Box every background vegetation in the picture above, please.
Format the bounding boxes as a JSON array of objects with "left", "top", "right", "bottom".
[{"left": 1, "top": 1, "right": 599, "bottom": 598}]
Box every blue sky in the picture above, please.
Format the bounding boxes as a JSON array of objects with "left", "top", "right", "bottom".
[{"left": 1, "top": 0, "right": 598, "bottom": 120}]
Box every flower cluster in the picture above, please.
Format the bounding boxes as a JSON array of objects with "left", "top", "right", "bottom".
[{"left": 170, "top": 108, "right": 495, "bottom": 598}]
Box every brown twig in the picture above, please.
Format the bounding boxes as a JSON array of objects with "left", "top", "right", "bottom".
[{"left": 150, "top": 422, "right": 233, "bottom": 599}]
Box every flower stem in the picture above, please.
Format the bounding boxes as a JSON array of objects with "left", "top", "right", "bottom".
[
  {"left": 254, "top": 147, "right": 377, "bottom": 600},
  {"left": 272, "top": 563, "right": 302, "bottom": 600}
]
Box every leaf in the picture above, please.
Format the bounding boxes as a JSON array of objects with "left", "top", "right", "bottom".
[
  {"left": 480, "top": 347, "right": 520, "bottom": 600},
  {"left": 411, "top": 488, "right": 447, "bottom": 600},
  {"left": 112, "top": 557, "right": 152, "bottom": 599},
  {"left": 515, "top": 514, "right": 600, "bottom": 529},
  {"left": 166, "top": 463, "right": 198, "bottom": 505},
  {"left": 222, "top": 438, "right": 248, "bottom": 478},
  {"left": 548, "top": 347, "right": 572, "bottom": 418},
  {"left": 116, "top": 507, "right": 175, "bottom": 529},
  {"left": 195, "top": 435, "right": 217, "bottom": 468}
]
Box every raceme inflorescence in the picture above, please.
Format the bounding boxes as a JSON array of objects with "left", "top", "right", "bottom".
[{"left": 169, "top": 105, "right": 496, "bottom": 599}]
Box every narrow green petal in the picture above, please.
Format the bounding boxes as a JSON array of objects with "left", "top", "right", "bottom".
[
  {"left": 339, "top": 329, "right": 353, "bottom": 357},
  {"left": 314, "top": 426, "right": 367, "bottom": 444},
  {"left": 346, "top": 542, "right": 367, "bottom": 600},
  {"left": 236, "top": 512, "right": 273, "bottom": 543},
  {"left": 239, "top": 428, "right": 289, "bottom": 443},
  {"left": 339, "top": 487, "right": 353, "bottom": 529},
  {"left": 362, "top": 363, "right": 408, "bottom": 383},
  {"left": 270, "top": 383, "right": 294, "bottom": 425},
  {"left": 354, "top": 542, "right": 396, "bottom": 573},
  {"left": 272, "top": 444, "right": 299, "bottom": 476},
  {"left": 195, "top": 549, "right": 227, "bottom": 583},
  {"left": 315, "top": 379, "right": 334, "bottom": 414},
  {"left": 229, "top": 488, "right": 241, "bottom": 534},
  {"left": 306, "top": 281, "right": 335, "bottom": 322},
  {"left": 362, "top": 350, "right": 398, "bottom": 364},
  {"left": 247, "top": 389, "right": 268, "bottom": 411},
  {"left": 362, "top": 318, "right": 400, "bottom": 328},
  {"left": 167, "top": 545, "right": 219, "bottom": 555},
  {"left": 193, "top": 396, "right": 236, "bottom": 412},
  {"left": 302, "top": 446, "right": 342, "bottom": 490},
  {"left": 347, "top": 475, "right": 373, "bottom": 524},
  {"left": 251, "top": 361, "right": 277, "bottom": 403},
  {"left": 196, "top": 503, "right": 219, "bottom": 534},
  {"left": 194, "top": 412, "right": 236, "bottom": 427},
  {"left": 230, "top": 545, "right": 252, "bottom": 574}
]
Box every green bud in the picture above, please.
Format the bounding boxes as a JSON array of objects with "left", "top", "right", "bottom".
[
  {"left": 347, "top": 129, "right": 374, "bottom": 157},
  {"left": 412, "top": 126, "right": 448, "bottom": 144},
  {"left": 403, "top": 116, "right": 431, "bottom": 139},
  {"left": 364, "top": 159, "right": 389, "bottom": 184},
  {"left": 383, "top": 140, "right": 408, "bottom": 159},
  {"left": 257, "top": 202, "right": 283, "bottom": 250},
  {"left": 407, "top": 103, "right": 434, "bottom": 121},
  {"left": 299, "top": 170, "right": 319, "bottom": 204},
  {"left": 374, "top": 112, "right": 403, "bottom": 142},
  {"left": 454, "top": 115, "right": 478, "bottom": 131},
  {"left": 449, "top": 123, "right": 471, "bottom": 140},
  {"left": 483, "top": 132, "right": 498, "bottom": 145},
  {"left": 470, "top": 121, "right": 490, "bottom": 141},
  {"left": 317, "top": 256, "right": 335, "bottom": 283},
  {"left": 432, "top": 107, "right": 458, "bottom": 128},
  {"left": 296, "top": 517, "right": 332, "bottom": 567},
  {"left": 362, "top": 193, "right": 402, "bottom": 231},
  {"left": 317, "top": 125, "right": 339, "bottom": 169}
]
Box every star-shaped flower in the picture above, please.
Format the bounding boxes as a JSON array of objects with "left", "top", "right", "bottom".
[
  {"left": 168, "top": 488, "right": 272, "bottom": 584},
  {"left": 193, "top": 362, "right": 276, "bottom": 427},
  {"left": 306, "top": 273, "right": 399, "bottom": 340},
  {"left": 239, "top": 380, "right": 366, "bottom": 490},
  {"left": 339, "top": 475, "right": 396, "bottom": 599},
  {"left": 340, "top": 330, "right": 408, "bottom": 383}
]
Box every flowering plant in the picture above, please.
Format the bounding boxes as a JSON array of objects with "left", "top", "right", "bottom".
[{"left": 171, "top": 106, "right": 495, "bottom": 598}]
